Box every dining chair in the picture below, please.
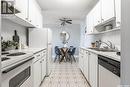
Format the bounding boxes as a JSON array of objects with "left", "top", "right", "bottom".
[
  {"left": 68, "top": 47, "right": 76, "bottom": 63},
  {"left": 68, "top": 46, "right": 74, "bottom": 53},
  {"left": 54, "top": 46, "right": 61, "bottom": 63}
]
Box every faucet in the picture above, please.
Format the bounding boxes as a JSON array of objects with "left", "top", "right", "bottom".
[{"left": 97, "top": 40, "right": 115, "bottom": 49}]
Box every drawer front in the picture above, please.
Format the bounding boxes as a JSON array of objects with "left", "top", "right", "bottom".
[
  {"left": 41, "top": 50, "right": 46, "bottom": 57},
  {"left": 33, "top": 52, "right": 42, "bottom": 62}
]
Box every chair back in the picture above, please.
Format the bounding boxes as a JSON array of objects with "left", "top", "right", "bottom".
[
  {"left": 68, "top": 46, "right": 74, "bottom": 52},
  {"left": 55, "top": 46, "right": 61, "bottom": 55},
  {"left": 71, "top": 48, "right": 76, "bottom": 55}
]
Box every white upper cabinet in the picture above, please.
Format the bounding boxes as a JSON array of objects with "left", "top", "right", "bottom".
[
  {"left": 28, "top": 0, "right": 43, "bottom": 28},
  {"left": 35, "top": 4, "right": 43, "bottom": 28},
  {"left": 101, "top": 0, "right": 115, "bottom": 22},
  {"left": 9, "top": 0, "right": 43, "bottom": 28},
  {"left": 115, "top": 0, "right": 121, "bottom": 27},
  {"left": 93, "top": 1, "right": 101, "bottom": 26},
  {"left": 87, "top": 9, "right": 94, "bottom": 34},
  {"left": 15, "top": 0, "right": 28, "bottom": 21},
  {"left": 28, "top": 0, "right": 37, "bottom": 26}
]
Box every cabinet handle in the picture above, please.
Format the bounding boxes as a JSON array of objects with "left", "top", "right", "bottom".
[
  {"left": 30, "top": 20, "right": 32, "bottom": 22},
  {"left": 40, "top": 61, "right": 42, "bottom": 63},
  {"left": 117, "top": 21, "right": 121, "bottom": 24},
  {"left": 25, "top": 18, "right": 28, "bottom": 20},
  {"left": 37, "top": 54, "right": 40, "bottom": 57},
  {"left": 98, "top": 21, "right": 100, "bottom": 23},
  {"left": 102, "top": 19, "right": 104, "bottom": 21}
]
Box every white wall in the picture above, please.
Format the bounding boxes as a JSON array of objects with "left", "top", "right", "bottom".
[
  {"left": 1, "top": 19, "right": 27, "bottom": 45},
  {"left": 44, "top": 24, "right": 80, "bottom": 57}
]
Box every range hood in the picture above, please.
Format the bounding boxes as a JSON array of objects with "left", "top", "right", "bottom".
[{"left": 1, "top": 0, "right": 20, "bottom": 14}]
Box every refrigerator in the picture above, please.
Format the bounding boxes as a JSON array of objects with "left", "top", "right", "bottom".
[{"left": 29, "top": 28, "right": 52, "bottom": 76}]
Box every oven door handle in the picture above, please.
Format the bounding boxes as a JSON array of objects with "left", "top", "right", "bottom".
[{"left": 2, "top": 57, "right": 34, "bottom": 74}]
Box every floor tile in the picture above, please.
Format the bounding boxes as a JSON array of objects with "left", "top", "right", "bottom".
[{"left": 40, "top": 62, "right": 90, "bottom": 87}]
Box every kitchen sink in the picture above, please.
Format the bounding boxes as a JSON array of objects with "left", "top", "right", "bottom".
[
  {"left": 88, "top": 48, "right": 117, "bottom": 52},
  {"left": 7, "top": 52, "right": 26, "bottom": 56}
]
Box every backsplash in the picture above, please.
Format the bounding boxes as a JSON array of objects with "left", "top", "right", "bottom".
[
  {"left": 100, "top": 30, "right": 121, "bottom": 50},
  {"left": 1, "top": 19, "right": 27, "bottom": 45}
]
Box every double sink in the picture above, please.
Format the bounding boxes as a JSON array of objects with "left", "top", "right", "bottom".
[
  {"left": 88, "top": 47, "right": 117, "bottom": 52},
  {"left": 1, "top": 52, "right": 26, "bottom": 61}
]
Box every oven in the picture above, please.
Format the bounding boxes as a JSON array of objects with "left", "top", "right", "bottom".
[
  {"left": 98, "top": 55, "right": 120, "bottom": 87},
  {"left": 1, "top": 57, "right": 34, "bottom": 87}
]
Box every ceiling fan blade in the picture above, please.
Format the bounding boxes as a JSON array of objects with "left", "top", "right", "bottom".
[
  {"left": 67, "top": 20, "right": 72, "bottom": 21},
  {"left": 66, "top": 21, "right": 72, "bottom": 24},
  {"left": 60, "top": 19, "right": 65, "bottom": 21},
  {"left": 61, "top": 22, "right": 66, "bottom": 26}
]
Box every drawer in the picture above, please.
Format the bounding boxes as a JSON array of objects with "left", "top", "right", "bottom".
[
  {"left": 33, "top": 52, "right": 42, "bottom": 62},
  {"left": 41, "top": 50, "right": 46, "bottom": 57}
]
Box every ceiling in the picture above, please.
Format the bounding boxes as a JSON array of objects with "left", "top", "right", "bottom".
[{"left": 36, "top": 0, "right": 98, "bottom": 25}]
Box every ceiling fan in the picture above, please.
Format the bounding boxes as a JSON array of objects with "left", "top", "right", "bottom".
[{"left": 59, "top": 18, "right": 72, "bottom": 26}]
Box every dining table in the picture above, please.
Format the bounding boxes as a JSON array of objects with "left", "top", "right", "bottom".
[{"left": 59, "top": 47, "right": 69, "bottom": 62}]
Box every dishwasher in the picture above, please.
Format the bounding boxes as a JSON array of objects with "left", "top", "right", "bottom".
[{"left": 98, "top": 55, "right": 120, "bottom": 87}]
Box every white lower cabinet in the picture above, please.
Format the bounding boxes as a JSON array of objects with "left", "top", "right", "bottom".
[
  {"left": 33, "top": 59, "right": 41, "bottom": 87},
  {"left": 41, "top": 54, "right": 46, "bottom": 80},
  {"left": 79, "top": 48, "right": 98, "bottom": 87},
  {"left": 79, "top": 49, "right": 84, "bottom": 73},
  {"left": 33, "top": 50, "right": 47, "bottom": 87},
  {"left": 83, "top": 51, "right": 89, "bottom": 80},
  {"left": 89, "top": 52, "right": 98, "bottom": 87}
]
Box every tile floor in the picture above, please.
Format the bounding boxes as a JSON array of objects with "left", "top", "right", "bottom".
[{"left": 40, "top": 62, "right": 90, "bottom": 87}]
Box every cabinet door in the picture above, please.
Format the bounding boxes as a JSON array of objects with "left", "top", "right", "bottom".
[
  {"left": 101, "top": 0, "right": 115, "bottom": 22},
  {"left": 41, "top": 56, "right": 46, "bottom": 80},
  {"left": 93, "top": 1, "right": 101, "bottom": 26},
  {"left": 87, "top": 10, "right": 94, "bottom": 34},
  {"left": 15, "top": 0, "right": 28, "bottom": 20},
  {"left": 28, "top": 0, "right": 36, "bottom": 26},
  {"left": 89, "top": 52, "right": 98, "bottom": 87},
  {"left": 34, "top": 2, "right": 43, "bottom": 28},
  {"left": 115, "top": 0, "right": 121, "bottom": 27},
  {"left": 35, "top": 10, "right": 43, "bottom": 28},
  {"left": 83, "top": 51, "right": 89, "bottom": 80},
  {"left": 79, "top": 50, "right": 82, "bottom": 70},
  {"left": 79, "top": 49, "right": 84, "bottom": 72},
  {"left": 33, "top": 60, "right": 41, "bottom": 87}
]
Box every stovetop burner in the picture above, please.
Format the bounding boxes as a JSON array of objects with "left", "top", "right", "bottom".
[
  {"left": 7, "top": 52, "right": 26, "bottom": 56},
  {"left": 1, "top": 57, "right": 10, "bottom": 61},
  {"left": 2, "top": 52, "right": 10, "bottom": 55}
]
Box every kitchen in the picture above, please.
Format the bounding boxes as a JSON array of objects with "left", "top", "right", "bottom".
[{"left": 0, "top": 0, "right": 129, "bottom": 87}]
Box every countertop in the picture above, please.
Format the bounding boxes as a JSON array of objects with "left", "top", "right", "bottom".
[
  {"left": 80, "top": 47, "right": 121, "bottom": 62},
  {"left": 1, "top": 48, "right": 47, "bottom": 70}
]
